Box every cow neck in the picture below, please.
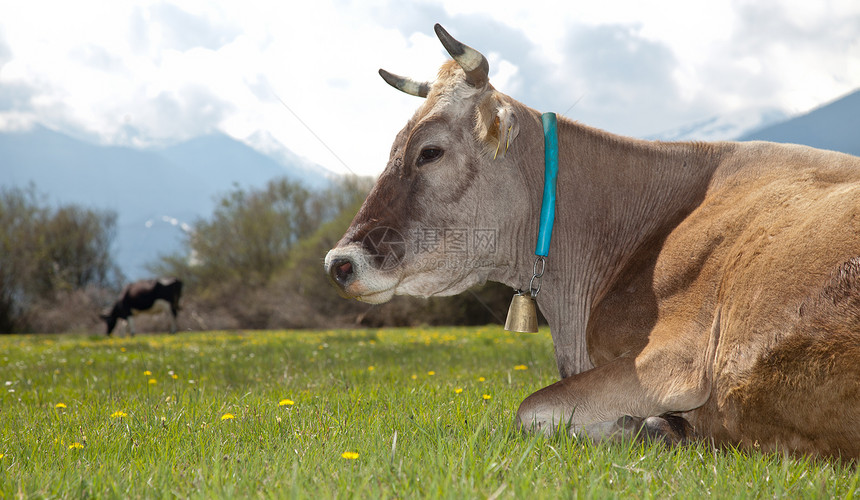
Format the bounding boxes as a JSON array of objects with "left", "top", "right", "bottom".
[
  {"left": 533, "top": 112, "right": 595, "bottom": 377},
  {"left": 527, "top": 116, "right": 724, "bottom": 378},
  {"left": 503, "top": 112, "right": 560, "bottom": 335}
]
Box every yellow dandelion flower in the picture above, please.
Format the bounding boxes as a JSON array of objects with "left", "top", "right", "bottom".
[
  {"left": 427, "top": 371, "right": 435, "bottom": 376},
  {"left": 482, "top": 394, "right": 492, "bottom": 400},
  {"left": 341, "top": 451, "right": 359, "bottom": 460},
  {"left": 55, "top": 402, "right": 67, "bottom": 409},
  {"left": 0, "top": 453, "right": 4, "bottom": 459},
  {"left": 514, "top": 364, "right": 528, "bottom": 370},
  {"left": 171, "top": 374, "right": 179, "bottom": 380},
  {"left": 278, "top": 399, "right": 294, "bottom": 406},
  {"left": 367, "top": 366, "right": 375, "bottom": 371},
  {"left": 68, "top": 442, "right": 84, "bottom": 450},
  {"left": 221, "top": 413, "right": 234, "bottom": 421},
  {"left": 148, "top": 379, "right": 157, "bottom": 385},
  {"left": 120, "top": 347, "right": 126, "bottom": 352},
  {"left": 110, "top": 410, "right": 127, "bottom": 418},
  {"left": 478, "top": 377, "right": 486, "bottom": 382},
  {"left": 143, "top": 370, "right": 152, "bottom": 376},
  {"left": 454, "top": 388, "right": 463, "bottom": 394},
  {"left": 411, "top": 374, "right": 417, "bottom": 380}
]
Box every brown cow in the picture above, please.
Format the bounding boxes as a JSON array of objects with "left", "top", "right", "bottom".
[{"left": 325, "top": 24, "right": 860, "bottom": 458}]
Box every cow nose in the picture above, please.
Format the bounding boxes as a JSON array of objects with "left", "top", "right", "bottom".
[{"left": 329, "top": 258, "right": 355, "bottom": 287}]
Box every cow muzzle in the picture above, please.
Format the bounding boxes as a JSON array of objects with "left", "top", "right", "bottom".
[{"left": 324, "top": 244, "right": 400, "bottom": 304}]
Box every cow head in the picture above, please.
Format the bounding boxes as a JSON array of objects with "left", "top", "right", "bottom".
[{"left": 325, "top": 25, "right": 536, "bottom": 303}]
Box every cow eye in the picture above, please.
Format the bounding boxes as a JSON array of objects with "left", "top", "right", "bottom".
[{"left": 417, "top": 147, "right": 444, "bottom": 166}]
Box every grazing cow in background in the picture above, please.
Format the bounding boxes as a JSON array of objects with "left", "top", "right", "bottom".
[
  {"left": 325, "top": 24, "right": 860, "bottom": 458},
  {"left": 101, "top": 278, "right": 183, "bottom": 336}
]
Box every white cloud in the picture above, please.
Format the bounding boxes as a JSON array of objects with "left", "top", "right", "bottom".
[{"left": 0, "top": 0, "right": 858, "bottom": 176}]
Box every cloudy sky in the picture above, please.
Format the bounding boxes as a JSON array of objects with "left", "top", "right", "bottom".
[{"left": 1, "top": 0, "right": 858, "bottom": 176}]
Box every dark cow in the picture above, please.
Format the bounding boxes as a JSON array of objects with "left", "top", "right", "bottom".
[
  {"left": 101, "top": 278, "right": 182, "bottom": 336},
  {"left": 325, "top": 25, "right": 860, "bottom": 458}
]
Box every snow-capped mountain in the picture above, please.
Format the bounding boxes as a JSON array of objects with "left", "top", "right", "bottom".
[
  {"left": 740, "top": 89, "right": 860, "bottom": 157},
  {"left": 243, "top": 130, "right": 338, "bottom": 183},
  {"left": 648, "top": 88, "right": 860, "bottom": 158},
  {"left": 648, "top": 107, "right": 789, "bottom": 142}
]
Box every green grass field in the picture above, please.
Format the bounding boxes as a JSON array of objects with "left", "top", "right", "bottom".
[{"left": 1, "top": 326, "right": 857, "bottom": 498}]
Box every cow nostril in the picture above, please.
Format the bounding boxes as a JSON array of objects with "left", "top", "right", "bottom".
[
  {"left": 330, "top": 258, "right": 355, "bottom": 286},
  {"left": 337, "top": 261, "right": 353, "bottom": 281}
]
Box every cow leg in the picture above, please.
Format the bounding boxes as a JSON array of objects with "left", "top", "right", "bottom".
[
  {"left": 515, "top": 359, "right": 700, "bottom": 441},
  {"left": 169, "top": 311, "right": 177, "bottom": 334},
  {"left": 517, "top": 318, "right": 717, "bottom": 442},
  {"left": 127, "top": 317, "right": 136, "bottom": 337}
]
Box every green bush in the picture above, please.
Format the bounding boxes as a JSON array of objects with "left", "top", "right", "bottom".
[{"left": 0, "top": 185, "right": 121, "bottom": 333}]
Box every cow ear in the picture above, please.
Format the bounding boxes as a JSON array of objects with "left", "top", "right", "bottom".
[
  {"left": 494, "top": 105, "right": 519, "bottom": 159},
  {"left": 476, "top": 94, "right": 519, "bottom": 160}
]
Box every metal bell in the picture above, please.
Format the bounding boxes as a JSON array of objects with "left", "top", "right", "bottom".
[{"left": 504, "top": 291, "right": 538, "bottom": 333}]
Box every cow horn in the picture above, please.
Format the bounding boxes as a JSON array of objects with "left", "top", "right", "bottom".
[
  {"left": 378, "top": 69, "right": 430, "bottom": 98},
  {"left": 434, "top": 23, "right": 489, "bottom": 89}
]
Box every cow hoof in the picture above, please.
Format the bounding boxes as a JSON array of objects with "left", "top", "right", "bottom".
[
  {"left": 515, "top": 409, "right": 692, "bottom": 444},
  {"left": 610, "top": 415, "right": 691, "bottom": 444},
  {"left": 640, "top": 415, "right": 691, "bottom": 445}
]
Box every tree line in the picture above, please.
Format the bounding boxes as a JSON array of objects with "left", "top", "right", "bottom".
[
  {"left": 1, "top": 177, "right": 511, "bottom": 334},
  {"left": 0, "top": 185, "right": 122, "bottom": 333}
]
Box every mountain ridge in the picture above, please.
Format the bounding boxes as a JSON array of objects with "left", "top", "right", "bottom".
[
  {"left": 740, "top": 89, "right": 860, "bottom": 156},
  {"left": 648, "top": 107, "right": 788, "bottom": 142},
  {"left": 2, "top": 125, "right": 332, "bottom": 280}
]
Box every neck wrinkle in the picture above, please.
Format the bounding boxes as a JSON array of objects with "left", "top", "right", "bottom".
[{"left": 533, "top": 118, "right": 725, "bottom": 378}]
